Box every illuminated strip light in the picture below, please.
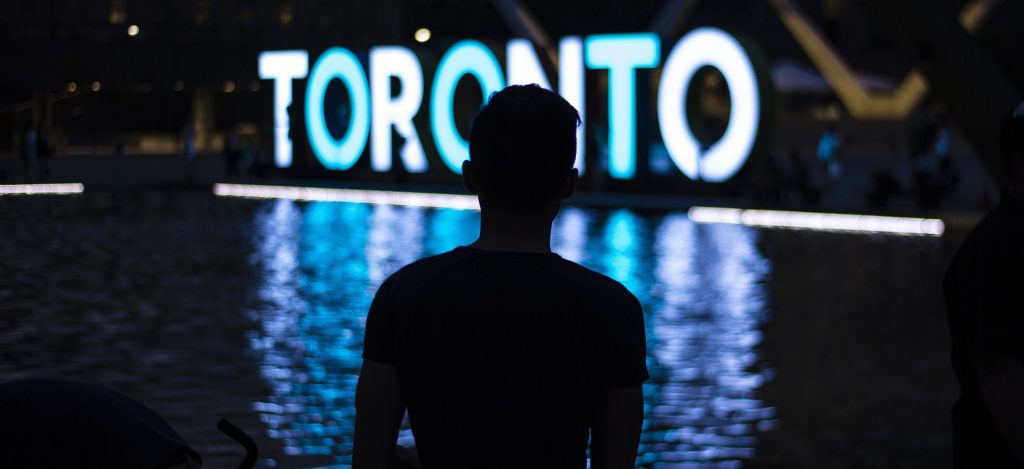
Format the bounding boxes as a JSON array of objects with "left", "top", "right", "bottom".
[
  {"left": 213, "top": 183, "right": 479, "bottom": 210},
  {"left": 0, "top": 183, "right": 84, "bottom": 195},
  {"left": 688, "top": 206, "right": 945, "bottom": 236}
]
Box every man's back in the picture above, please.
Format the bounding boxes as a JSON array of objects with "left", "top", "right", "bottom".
[{"left": 363, "top": 246, "right": 648, "bottom": 468}]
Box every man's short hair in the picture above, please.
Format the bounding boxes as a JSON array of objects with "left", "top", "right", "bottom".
[
  {"left": 999, "top": 102, "right": 1024, "bottom": 177},
  {"left": 469, "top": 84, "right": 581, "bottom": 208}
]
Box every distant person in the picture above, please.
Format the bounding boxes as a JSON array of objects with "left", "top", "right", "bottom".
[
  {"left": 944, "top": 103, "right": 1024, "bottom": 468},
  {"left": 181, "top": 122, "right": 197, "bottom": 184},
  {"left": 910, "top": 114, "right": 935, "bottom": 164},
  {"left": 935, "top": 116, "right": 952, "bottom": 163},
  {"left": 816, "top": 123, "right": 842, "bottom": 179},
  {"left": 37, "top": 126, "right": 51, "bottom": 178},
  {"left": 286, "top": 104, "right": 304, "bottom": 170},
  {"left": 240, "top": 135, "right": 254, "bottom": 179},
  {"left": 354, "top": 85, "right": 648, "bottom": 469},
  {"left": 19, "top": 126, "right": 37, "bottom": 179},
  {"left": 224, "top": 126, "right": 242, "bottom": 179}
]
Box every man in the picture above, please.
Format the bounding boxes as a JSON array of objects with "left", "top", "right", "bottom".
[
  {"left": 354, "top": 85, "right": 647, "bottom": 469},
  {"left": 945, "top": 103, "right": 1024, "bottom": 468}
]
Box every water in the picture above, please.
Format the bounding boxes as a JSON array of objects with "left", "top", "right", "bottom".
[
  {"left": 248, "top": 199, "right": 773, "bottom": 467},
  {"left": 0, "top": 191, "right": 956, "bottom": 468}
]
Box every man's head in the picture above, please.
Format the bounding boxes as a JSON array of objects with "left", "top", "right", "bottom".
[
  {"left": 999, "top": 102, "right": 1024, "bottom": 193},
  {"left": 464, "top": 84, "right": 581, "bottom": 213}
]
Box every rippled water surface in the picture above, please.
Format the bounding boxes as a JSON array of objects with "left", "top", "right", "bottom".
[
  {"left": 249, "top": 199, "right": 773, "bottom": 467},
  {"left": 0, "top": 191, "right": 956, "bottom": 468}
]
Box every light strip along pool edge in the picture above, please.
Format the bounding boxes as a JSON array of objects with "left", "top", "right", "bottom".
[
  {"left": 0, "top": 183, "right": 85, "bottom": 195},
  {"left": 688, "top": 206, "right": 945, "bottom": 236},
  {"left": 212, "top": 184, "right": 946, "bottom": 235},
  {"left": 213, "top": 183, "right": 480, "bottom": 210}
]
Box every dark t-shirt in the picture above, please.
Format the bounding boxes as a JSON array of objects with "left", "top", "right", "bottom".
[
  {"left": 363, "top": 246, "right": 649, "bottom": 469},
  {"left": 944, "top": 193, "right": 1024, "bottom": 468}
]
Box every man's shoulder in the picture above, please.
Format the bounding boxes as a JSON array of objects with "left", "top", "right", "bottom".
[
  {"left": 383, "top": 249, "right": 467, "bottom": 286},
  {"left": 383, "top": 249, "right": 640, "bottom": 307},
  {"left": 556, "top": 259, "right": 641, "bottom": 307}
]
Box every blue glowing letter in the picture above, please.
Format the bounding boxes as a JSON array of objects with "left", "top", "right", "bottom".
[
  {"left": 258, "top": 50, "right": 308, "bottom": 168},
  {"left": 305, "top": 47, "right": 371, "bottom": 171},
  {"left": 430, "top": 40, "right": 505, "bottom": 174},
  {"left": 585, "top": 34, "right": 659, "bottom": 179}
]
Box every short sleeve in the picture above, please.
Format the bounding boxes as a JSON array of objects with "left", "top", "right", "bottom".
[
  {"left": 363, "top": 276, "right": 399, "bottom": 364},
  {"left": 601, "top": 293, "right": 649, "bottom": 387}
]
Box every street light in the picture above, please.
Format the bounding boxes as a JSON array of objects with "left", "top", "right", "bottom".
[{"left": 414, "top": 28, "right": 431, "bottom": 43}]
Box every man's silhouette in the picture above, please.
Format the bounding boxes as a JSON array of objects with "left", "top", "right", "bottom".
[
  {"left": 354, "top": 85, "right": 647, "bottom": 469},
  {"left": 945, "top": 103, "right": 1024, "bottom": 468}
]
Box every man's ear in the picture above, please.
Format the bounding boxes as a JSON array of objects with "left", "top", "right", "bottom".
[
  {"left": 462, "top": 160, "right": 481, "bottom": 195},
  {"left": 560, "top": 168, "right": 580, "bottom": 200}
]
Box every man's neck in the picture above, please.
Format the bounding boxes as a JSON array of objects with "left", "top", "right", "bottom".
[{"left": 469, "top": 209, "right": 555, "bottom": 253}]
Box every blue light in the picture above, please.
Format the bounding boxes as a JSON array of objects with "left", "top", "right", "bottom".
[
  {"left": 430, "top": 40, "right": 505, "bottom": 174},
  {"left": 585, "top": 34, "right": 660, "bottom": 179},
  {"left": 305, "top": 47, "right": 371, "bottom": 171},
  {"left": 247, "top": 198, "right": 776, "bottom": 465}
]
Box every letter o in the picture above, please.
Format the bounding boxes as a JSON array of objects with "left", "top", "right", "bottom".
[
  {"left": 658, "top": 28, "right": 760, "bottom": 182},
  {"left": 305, "top": 47, "right": 371, "bottom": 171},
  {"left": 430, "top": 40, "right": 505, "bottom": 174}
]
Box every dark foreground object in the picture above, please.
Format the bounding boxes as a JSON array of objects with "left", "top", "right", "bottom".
[
  {"left": 945, "top": 193, "right": 1024, "bottom": 468},
  {"left": 0, "top": 379, "right": 200, "bottom": 469}
]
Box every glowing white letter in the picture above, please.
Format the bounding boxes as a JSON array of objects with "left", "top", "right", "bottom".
[
  {"left": 370, "top": 46, "right": 427, "bottom": 173},
  {"left": 585, "top": 34, "right": 660, "bottom": 179},
  {"left": 505, "top": 38, "right": 587, "bottom": 173},
  {"left": 658, "top": 27, "right": 760, "bottom": 182},
  {"left": 258, "top": 50, "right": 309, "bottom": 168},
  {"left": 506, "top": 39, "right": 550, "bottom": 88}
]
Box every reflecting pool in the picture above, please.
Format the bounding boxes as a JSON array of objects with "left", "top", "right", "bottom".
[
  {"left": 248, "top": 200, "right": 774, "bottom": 467},
  {"left": 0, "top": 191, "right": 955, "bottom": 468}
]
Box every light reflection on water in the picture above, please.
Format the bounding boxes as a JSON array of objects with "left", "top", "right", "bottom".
[{"left": 248, "top": 200, "right": 774, "bottom": 467}]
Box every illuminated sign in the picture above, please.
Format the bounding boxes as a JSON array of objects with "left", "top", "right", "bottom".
[
  {"left": 658, "top": 28, "right": 761, "bottom": 183},
  {"left": 585, "top": 33, "right": 660, "bottom": 179},
  {"left": 259, "top": 27, "right": 763, "bottom": 183},
  {"left": 305, "top": 48, "right": 370, "bottom": 171},
  {"left": 430, "top": 40, "right": 505, "bottom": 173}
]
